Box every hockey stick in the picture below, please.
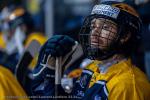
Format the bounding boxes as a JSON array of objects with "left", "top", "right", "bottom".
[
  {"left": 15, "top": 40, "right": 41, "bottom": 88},
  {"left": 54, "top": 41, "right": 83, "bottom": 97}
]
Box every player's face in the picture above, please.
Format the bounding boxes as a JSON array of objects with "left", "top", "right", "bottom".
[{"left": 90, "top": 18, "right": 118, "bottom": 50}]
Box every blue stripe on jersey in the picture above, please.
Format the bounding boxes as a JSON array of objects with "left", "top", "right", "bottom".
[{"left": 81, "top": 80, "right": 108, "bottom": 100}]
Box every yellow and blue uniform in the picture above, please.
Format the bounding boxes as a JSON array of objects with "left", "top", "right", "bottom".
[
  {"left": 73, "top": 58, "right": 150, "bottom": 100},
  {"left": 0, "top": 65, "right": 29, "bottom": 100},
  {"left": 31, "top": 35, "right": 150, "bottom": 99}
]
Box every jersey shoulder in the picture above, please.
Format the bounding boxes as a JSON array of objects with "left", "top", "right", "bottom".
[{"left": 107, "top": 61, "right": 150, "bottom": 100}]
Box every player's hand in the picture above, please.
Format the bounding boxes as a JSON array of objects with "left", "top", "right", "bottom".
[
  {"left": 32, "top": 35, "right": 76, "bottom": 78},
  {"left": 30, "top": 35, "right": 76, "bottom": 96},
  {"left": 40, "top": 35, "right": 75, "bottom": 57}
]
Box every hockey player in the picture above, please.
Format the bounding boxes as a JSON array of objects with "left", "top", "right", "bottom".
[
  {"left": 0, "top": 7, "right": 34, "bottom": 73},
  {"left": 0, "top": 6, "right": 47, "bottom": 73},
  {"left": 31, "top": 1, "right": 150, "bottom": 100}
]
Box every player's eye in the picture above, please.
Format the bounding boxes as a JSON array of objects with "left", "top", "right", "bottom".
[{"left": 103, "top": 24, "right": 110, "bottom": 30}]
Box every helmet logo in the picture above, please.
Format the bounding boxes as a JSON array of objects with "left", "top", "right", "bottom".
[{"left": 91, "top": 4, "right": 120, "bottom": 19}]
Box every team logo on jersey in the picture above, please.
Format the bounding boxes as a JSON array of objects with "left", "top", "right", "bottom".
[
  {"left": 78, "top": 70, "right": 93, "bottom": 88},
  {"left": 79, "top": 75, "right": 88, "bottom": 88}
]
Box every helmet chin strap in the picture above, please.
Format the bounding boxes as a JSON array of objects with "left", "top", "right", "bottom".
[
  {"left": 87, "top": 47, "right": 116, "bottom": 60},
  {"left": 87, "top": 46, "right": 126, "bottom": 62}
]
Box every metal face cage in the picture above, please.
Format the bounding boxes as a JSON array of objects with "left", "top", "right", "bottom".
[{"left": 79, "top": 15, "right": 118, "bottom": 60}]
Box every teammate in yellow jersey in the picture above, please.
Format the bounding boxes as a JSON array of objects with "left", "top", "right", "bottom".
[
  {"left": 31, "top": 1, "right": 150, "bottom": 100},
  {"left": 0, "top": 65, "right": 29, "bottom": 100}
]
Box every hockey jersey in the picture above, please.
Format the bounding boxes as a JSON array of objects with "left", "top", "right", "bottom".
[{"left": 73, "top": 58, "right": 150, "bottom": 100}]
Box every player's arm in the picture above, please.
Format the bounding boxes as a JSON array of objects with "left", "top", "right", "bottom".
[{"left": 31, "top": 35, "right": 78, "bottom": 96}]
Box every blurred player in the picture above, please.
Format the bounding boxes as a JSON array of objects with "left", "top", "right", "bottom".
[{"left": 0, "top": 6, "right": 47, "bottom": 73}]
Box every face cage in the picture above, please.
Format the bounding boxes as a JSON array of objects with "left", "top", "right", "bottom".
[{"left": 79, "top": 15, "right": 121, "bottom": 60}]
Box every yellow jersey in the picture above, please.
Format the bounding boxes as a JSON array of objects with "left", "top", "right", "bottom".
[
  {"left": 0, "top": 32, "right": 6, "bottom": 49},
  {"left": 0, "top": 66, "right": 29, "bottom": 100},
  {"left": 74, "top": 58, "right": 150, "bottom": 100}
]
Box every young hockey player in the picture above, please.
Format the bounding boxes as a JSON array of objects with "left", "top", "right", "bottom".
[{"left": 31, "top": 1, "right": 150, "bottom": 100}]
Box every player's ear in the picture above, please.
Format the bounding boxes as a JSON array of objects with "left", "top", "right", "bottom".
[{"left": 120, "top": 32, "right": 131, "bottom": 43}]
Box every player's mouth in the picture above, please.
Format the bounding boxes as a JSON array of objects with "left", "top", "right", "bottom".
[{"left": 90, "top": 35, "right": 104, "bottom": 48}]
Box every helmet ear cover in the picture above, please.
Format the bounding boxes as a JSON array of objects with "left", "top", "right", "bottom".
[{"left": 115, "top": 9, "right": 142, "bottom": 56}]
